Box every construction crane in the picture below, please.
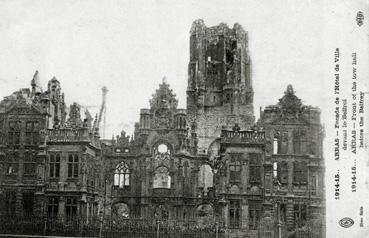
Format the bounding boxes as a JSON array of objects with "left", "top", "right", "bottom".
[{"left": 96, "top": 86, "right": 108, "bottom": 138}]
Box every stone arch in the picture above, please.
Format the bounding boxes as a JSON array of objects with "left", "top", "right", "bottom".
[
  {"left": 112, "top": 202, "right": 130, "bottom": 220},
  {"left": 147, "top": 132, "right": 178, "bottom": 153},
  {"left": 196, "top": 204, "right": 214, "bottom": 227},
  {"left": 154, "top": 204, "right": 169, "bottom": 220},
  {"left": 152, "top": 139, "right": 174, "bottom": 155}
]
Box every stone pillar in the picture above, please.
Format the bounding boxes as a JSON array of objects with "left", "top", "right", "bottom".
[
  {"left": 287, "top": 161, "right": 293, "bottom": 193},
  {"left": 225, "top": 159, "right": 230, "bottom": 193},
  {"left": 241, "top": 198, "right": 249, "bottom": 230},
  {"left": 241, "top": 160, "right": 248, "bottom": 193},
  {"left": 79, "top": 200, "right": 86, "bottom": 219},
  {"left": 192, "top": 169, "right": 199, "bottom": 196},
  {"left": 287, "top": 130, "right": 293, "bottom": 154},
  {"left": 81, "top": 153, "right": 87, "bottom": 192},
  {"left": 0, "top": 190, "right": 4, "bottom": 214},
  {"left": 34, "top": 192, "right": 45, "bottom": 216},
  {"left": 15, "top": 189, "right": 23, "bottom": 216},
  {"left": 18, "top": 150, "right": 24, "bottom": 184},
  {"left": 61, "top": 152, "right": 67, "bottom": 182},
  {"left": 59, "top": 196, "right": 65, "bottom": 220},
  {"left": 223, "top": 202, "right": 229, "bottom": 228},
  {"left": 286, "top": 200, "right": 294, "bottom": 231}
]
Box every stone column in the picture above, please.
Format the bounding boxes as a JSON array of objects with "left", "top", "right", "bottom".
[
  {"left": 287, "top": 161, "right": 294, "bottom": 193},
  {"left": 192, "top": 168, "right": 199, "bottom": 196},
  {"left": 15, "top": 189, "right": 23, "bottom": 216},
  {"left": 286, "top": 200, "right": 294, "bottom": 231},
  {"left": 241, "top": 198, "right": 249, "bottom": 230},
  {"left": 221, "top": 200, "right": 229, "bottom": 228},
  {"left": 81, "top": 153, "right": 87, "bottom": 192},
  {"left": 34, "top": 192, "right": 45, "bottom": 216},
  {"left": 18, "top": 150, "right": 24, "bottom": 184},
  {"left": 0, "top": 190, "right": 4, "bottom": 214},
  {"left": 61, "top": 152, "right": 67, "bottom": 182},
  {"left": 287, "top": 130, "right": 293, "bottom": 154},
  {"left": 59, "top": 196, "right": 65, "bottom": 221},
  {"left": 241, "top": 160, "right": 248, "bottom": 193}
]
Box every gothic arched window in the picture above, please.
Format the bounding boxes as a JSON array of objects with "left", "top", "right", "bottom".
[
  {"left": 112, "top": 203, "right": 129, "bottom": 219},
  {"left": 114, "top": 162, "right": 130, "bottom": 188}
]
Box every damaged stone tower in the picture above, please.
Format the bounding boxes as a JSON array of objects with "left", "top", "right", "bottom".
[{"left": 187, "top": 19, "right": 255, "bottom": 154}]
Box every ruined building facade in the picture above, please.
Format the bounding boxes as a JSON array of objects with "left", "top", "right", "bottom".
[
  {"left": 104, "top": 20, "right": 325, "bottom": 238},
  {"left": 0, "top": 20, "right": 325, "bottom": 238},
  {"left": 0, "top": 71, "right": 103, "bottom": 221}
]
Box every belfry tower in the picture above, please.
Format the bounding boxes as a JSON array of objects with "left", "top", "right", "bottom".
[{"left": 186, "top": 19, "right": 255, "bottom": 154}]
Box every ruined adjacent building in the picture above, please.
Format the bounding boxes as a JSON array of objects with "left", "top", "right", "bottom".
[
  {"left": 0, "top": 20, "right": 325, "bottom": 238},
  {"left": 0, "top": 71, "right": 104, "bottom": 221}
]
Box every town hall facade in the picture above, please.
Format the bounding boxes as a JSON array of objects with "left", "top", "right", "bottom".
[{"left": 0, "top": 20, "right": 325, "bottom": 238}]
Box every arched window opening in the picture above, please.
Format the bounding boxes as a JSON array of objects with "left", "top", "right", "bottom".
[
  {"left": 112, "top": 203, "right": 129, "bottom": 219},
  {"left": 196, "top": 204, "right": 214, "bottom": 227},
  {"left": 114, "top": 162, "right": 130, "bottom": 188},
  {"left": 198, "top": 164, "right": 214, "bottom": 194},
  {"left": 157, "top": 144, "right": 170, "bottom": 154},
  {"left": 153, "top": 166, "right": 171, "bottom": 189}
]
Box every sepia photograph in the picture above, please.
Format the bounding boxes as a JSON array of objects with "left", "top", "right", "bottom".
[{"left": 0, "top": 1, "right": 368, "bottom": 238}]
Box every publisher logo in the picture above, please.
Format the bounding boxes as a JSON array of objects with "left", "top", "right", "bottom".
[
  {"left": 339, "top": 217, "right": 354, "bottom": 228},
  {"left": 356, "top": 11, "right": 364, "bottom": 26}
]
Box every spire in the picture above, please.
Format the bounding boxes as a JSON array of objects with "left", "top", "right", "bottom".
[
  {"left": 149, "top": 78, "right": 178, "bottom": 110},
  {"left": 31, "top": 70, "right": 42, "bottom": 94},
  {"left": 31, "top": 70, "right": 39, "bottom": 86}
]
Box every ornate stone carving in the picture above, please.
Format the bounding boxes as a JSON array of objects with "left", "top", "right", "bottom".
[
  {"left": 66, "top": 102, "right": 83, "bottom": 128},
  {"left": 149, "top": 78, "right": 178, "bottom": 110},
  {"left": 277, "top": 85, "right": 304, "bottom": 122}
]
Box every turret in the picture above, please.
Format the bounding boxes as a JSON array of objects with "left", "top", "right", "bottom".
[{"left": 186, "top": 20, "right": 255, "bottom": 154}]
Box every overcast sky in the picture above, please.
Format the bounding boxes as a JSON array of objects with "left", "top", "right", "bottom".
[{"left": 0, "top": 0, "right": 328, "bottom": 138}]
